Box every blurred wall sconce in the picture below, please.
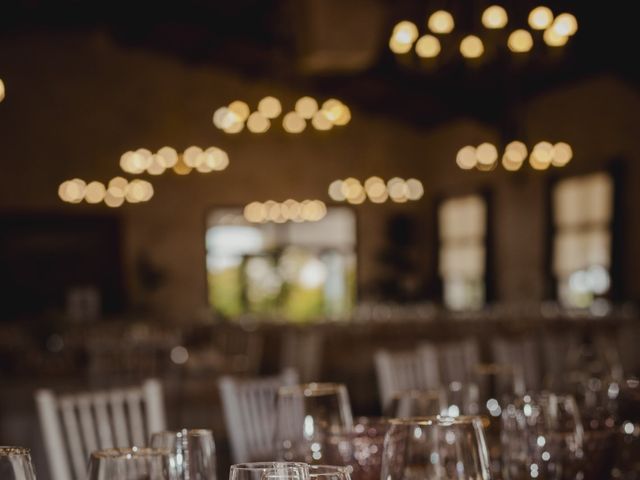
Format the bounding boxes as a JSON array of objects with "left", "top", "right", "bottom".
[{"left": 456, "top": 141, "right": 573, "bottom": 172}]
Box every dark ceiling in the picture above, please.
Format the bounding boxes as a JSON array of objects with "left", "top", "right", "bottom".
[{"left": 2, "top": 0, "right": 637, "bottom": 130}]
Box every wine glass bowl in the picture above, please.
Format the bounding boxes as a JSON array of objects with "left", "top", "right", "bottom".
[
  {"left": 229, "top": 462, "right": 310, "bottom": 480},
  {"left": 0, "top": 447, "right": 37, "bottom": 480},
  {"left": 87, "top": 447, "right": 178, "bottom": 480}
]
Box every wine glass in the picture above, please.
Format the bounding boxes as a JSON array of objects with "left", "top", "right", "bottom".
[
  {"left": 275, "top": 383, "right": 353, "bottom": 463},
  {"left": 501, "top": 393, "right": 584, "bottom": 480},
  {"left": 308, "top": 465, "right": 351, "bottom": 480},
  {"left": 385, "top": 390, "right": 446, "bottom": 418},
  {"left": 87, "top": 447, "right": 179, "bottom": 480},
  {"left": 151, "top": 429, "right": 217, "bottom": 480},
  {"left": 0, "top": 447, "right": 36, "bottom": 480},
  {"left": 229, "top": 462, "right": 309, "bottom": 480},
  {"left": 381, "top": 416, "right": 491, "bottom": 480}
]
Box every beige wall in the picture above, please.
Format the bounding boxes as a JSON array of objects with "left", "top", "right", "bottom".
[{"left": 1, "top": 31, "right": 639, "bottom": 319}]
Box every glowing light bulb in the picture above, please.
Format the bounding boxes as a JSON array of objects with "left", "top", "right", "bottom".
[
  {"left": 204, "top": 147, "right": 229, "bottom": 171},
  {"left": 529, "top": 149, "right": 550, "bottom": 170},
  {"left": 333, "top": 105, "right": 351, "bottom": 126},
  {"left": 415, "top": 35, "right": 441, "bottom": 58},
  {"left": 342, "top": 178, "right": 363, "bottom": 201},
  {"left": 428, "top": 10, "right": 455, "bottom": 34},
  {"left": 247, "top": 112, "right": 270, "bottom": 133},
  {"left": 283, "top": 111, "right": 306, "bottom": 133},
  {"left": 85, "top": 181, "right": 106, "bottom": 204},
  {"left": 295, "top": 97, "right": 318, "bottom": 119},
  {"left": 505, "top": 141, "right": 528, "bottom": 162},
  {"left": 460, "top": 35, "right": 484, "bottom": 58},
  {"left": 172, "top": 156, "right": 192, "bottom": 175},
  {"left": 0, "top": 78, "right": 5, "bottom": 102},
  {"left": 108, "top": 177, "right": 128, "bottom": 198},
  {"left": 533, "top": 141, "right": 554, "bottom": 163},
  {"left": 552, "top": 13, "right": 578, "bottom": 36},
  {"left": 552, "top": 142, "right": 573, "bottom": 166},
  {"left": 157, "top": 146, "right": 178, "bottom": 168},
  {"left": 544, "top": 26, "right": 569, "bottom": 46},
  {"left": 392, "top": 21, "right": 419, "bottom": 44},
  {"left": 456, "top": 146, "right": 477, "bottom": 169},
  {"left": 406, "top": 178, "right": 424, "bottom": 200},
  {"left": 328, "top": 180, "right": 346, "bottom": 201},
  {"left": 364, "top": 176, "right": 387, "bottom": 202},
  {"left": 482, "top": 5, "right": 508, "bottom": 29},
  {"left": 104, "top": 191, "right": 125, "bottom": 208},
  {"left": 311, "top": 111, "right": 333, "bottom": 131},
  {"left": 258, "top": 96, "right": 282, "bottom": 119},
  {"left": 183, "top": 146, "right": 204, "bottom": 167},
  {"left": 321, "top": 99, "right": 346, "bottom": 123},
  {"left": 476, "top": 142, "right": 498, "bottom": 165},
  {"left": 244, "top": 202, "right": 266, "bottom": 223},
  {"left": 228, "top": 100, "right": 250, "bottom": 122},
  {"left": 388, "top": 178, "right": 409, "bottom": 203},
  {"left": 147, "top": 154, "right": 166, "bottom": 175},
  {"left": 502, "top": 154, "right": 523, "bottom": 171},
  {"left": 224, "top": 120, "right": 244, "bottom": 134},
  {"left": 508, "top": 29, "right": 533, "bottom": 53},
  {"left": 529, "top": 6, "right": 553, "bottom": 30},
  {"left": 389, "top": 36, "right": 413, "bottom": 54}
]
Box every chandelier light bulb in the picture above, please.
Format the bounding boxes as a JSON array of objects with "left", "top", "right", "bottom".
[
  {"left": 257, "top": 96, "right": 282, "bottom": 119},
  {"left": 247, "top": 112, "right": 271, "bottom": 133},
  {"left": 508, "top": 29, "right": 534, "bottom": 53},
  {"left": 552, "top": 13, "right": 578, "bottom": 37},
  {"left": 456, "top": 146, "right": 477, "bottom": 170},
  {"left": 428, "top": 10, "right": 455, "bottom": 34},
  {"left": 460, "top": 35, "right": 484, "bottom": 58},
  {"left": 543, "top": 27, "right": 569, "bottom": 46},
  {"left": 393, "top": 21, "right": 419, "bottom": 44},
  {"left": 482, "top": 5, "right": 508, "bottom": 29},
  {"left": 295, "top": 97, "right": 319, "bottom": 119},
  {"left": 415, "top": 35, "right": 441, "bottom": 58},
  {"left": 528, "top": 6, "right": 554, "bottom": 30}
]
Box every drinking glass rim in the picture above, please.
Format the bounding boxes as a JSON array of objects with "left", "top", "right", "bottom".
[
  {"left": 230, "top": 462, "right": 309, "bottom": 471},
  {"left": 388, "top": 415, "right": 484, "bottom": 426},
  {"left": 278, "top": 383, "right": 346, "bottom": 397},
  {"left": 308, "top": 465, "right": 353, "bottom": 476},
  {"left": 90, "top": 447, "right": 171, "bottom": 459},
  {"left": 0, "top": 446, "right": 31, "bottom": 456}
]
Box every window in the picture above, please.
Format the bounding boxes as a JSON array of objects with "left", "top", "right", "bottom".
[
  {"left": 552, "top": 172, "right": 613, "bottom": 308},
  {"left": 205, "top": 207, "right": 356, "bottom": 321},
  {"left": 438, "top": 195, "right": 487, "bottom": 311}
]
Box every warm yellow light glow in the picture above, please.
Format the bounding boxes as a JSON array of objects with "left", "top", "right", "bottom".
[
  {"left": 552, "top": 142, "right": 573, "bottom": 167},
  {"left": 258, "top": 96, "right": 282, "bottom": 119},
  {"left": 183, "top": 146, "right": 204, "bottom": 167},
  {"left": 347, "top": 190, "right": 367, "bottom": 205},
  {"left": 392, "top": 21, "right": 419, "bottom": 44},
  {"left": 501, "top": 154, "right": 523, "bottom": 171},
  {"left": 213, "top": 107, "right": 230, "bottom": 129},
  {"left": 204, "top": 147, "right": 229, "bottom": 171},
  {"left": 482, "top": 5, "right": 508, "bottom": 29},
  {"left": 0, "top": 78, "right": 5, "bottom": 102},
  {"left": 364, "top": 176, "right": 387, "bottom": 202},
  {"left": 342, "top": 177, "right": 363, "bottom": 200},
  {"left": 543, "top": 27, "right": 569, "bottom": 46},
  {"left": 295, "top": 96, "right": 319, "bottom": 119},
  {"left": 529, "top": 149, "right": 551, "bottom": 170},
  {"left": 528, "top": 6, "right": 554, "bottom": 30},
  {"left": 389, "top": 36, "right": 413, "bottom": 54},
  {"left": 108, "top": 177, "right": 128, "bottom": 198},
  {"left": 387, "top": 177, "right": 408, "bottom": 203},
  {"left": 333, "top": 106, "right": 351, "bottom": 126},
  {"left": 428, "top": 10, "right": 455, "bottom": 34},
  {"left": 157, "top": 146, "right": 178, "bottom": 168},
  {"left": 552, "top": 13, "right": 577, "bottom": 36},
  {"left": 505, "top": 140, "right": 528, "bottom": 162},
  {"left": 104, "top": 191, "right": 125, "bottom": 208},
  {"left": 415, "top": 35, "right": 441, "bottom": 58},
  {"left": 85, "top": 181, "right": 106, "bottom": 204},
  {"left": 311, "top": 111, "right": 333, "bottom": 131},
  {"left": 460, "top": 35, "right": 484, "bottom": 58},
  {"left": 126, "top": 179, "right": 153, "bottom": 203},
  {"left": 244, "top": 202, "right": 266, "bottom": 223},
  {"left": 173, "top": 156, "right": 192, "bottom": 175},
  {"left": 247, "top": 112, "right": 271, "bottom": 133},
  {"left": 228, "top": 100, "right": 250, "bottom": 122},
  {"left": 224, "top": 120, "right": 244, "bottom": 134},
  {"left": 147, "top": 154, "right": 166, "bottom": 175},
  {"left": 406, "top": 178, "right": 424, "bottom": 200},
  {"left": 59, "top": 179, "right": 86, "bottom": 203},
  {"left": 476, "top": 142, "right": 498, "bottom": 165},
  {"left": 328, "top": 180, "right": 346, "bottom": 201},
  {"left": 456, "top": 146, "right": 477, "bottom": 170},
  {"left": 508, "top": 29, "right": 534, "bottom": 53},
  {"left": 321, "top": 99, "right": 345, "bottom": 123},
  {"left": 282, "top": 111, "right": 306, "bottom": 133},
  {"left": 533, "top": 141, "right": 554, "bottom": 163}
]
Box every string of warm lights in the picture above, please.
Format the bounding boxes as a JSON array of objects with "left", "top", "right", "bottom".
[
  {"left": 389, "top": 5, "right": 578, "bottom": 59},
  {"left": 58, "top": 177, "right": 154, "bottom": 207},
  {"left": 213, "top": 96, "right": 351, "bottom": 134},
  {"left": 120, "top": 146, "right": 229, "bottom": 176},
  {"left": 0, "top": 78, "right": 5, "bottom": 103},
  {"left": 243, "top": 199, "right": 327, "bottom": 224},
  {"left": 328, "top": 177, "right": 424, "bottom": 204},
  {"left": 456, "top": 141, "right": 573, "bottom": 171}
]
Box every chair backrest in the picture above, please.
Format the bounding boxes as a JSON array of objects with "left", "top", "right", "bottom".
[
  {"left": 491, "top": 336, "right": 541, "bottom": 393},
  {"left": 374, "top": 347, "right": 440, "bottom": 409},
  {"left": 218, "top": 368, "right": 299, "bottom": 464},
  {"left": 35, "top": 378, "right": 166, "bottom": 480}
]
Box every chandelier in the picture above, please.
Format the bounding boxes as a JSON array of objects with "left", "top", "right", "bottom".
[
  {"left": 389, "top": 5, "right": 578, "bottom": 60},
  {"left": 120, "top": 146, "right": 229, "bottom": 176},
  {"left": 456, "top": 141, "right": 573, "bottom": 171},
  {"left": 213, "top": 96, "right": 351, "bottom": 134},
  {"left": 328, "top": 177, "right": 424, "bottom": 204},
  {"left": 58, "top": 177, "right": 153, "bottom": 207},
  {"left": 243, "top": 199, "right": 327, "bottom": 224}
]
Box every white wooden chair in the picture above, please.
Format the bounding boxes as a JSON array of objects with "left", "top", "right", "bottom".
[
  {"left": 491, "top": 336, "right": 541, "bottom": 393},
  {"left": 438, "top": 338, "right": 480, "bottom": 387},
  {"left": 374, "top": 345, "right": 440, "bottom": 409},
  {"left": 218, "top": 368, "right": 298, "bottom": 463},
  {"left": 35, "top": 378, "right": 166, "bottom": 480}
]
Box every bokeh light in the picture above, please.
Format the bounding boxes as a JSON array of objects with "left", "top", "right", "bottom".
[
  {"left": 543, "top": 27, "right": 569, "bottom": 47},
  {"left": 456, "top": 146, "right": 477, "bottom": 170},
  {"left": 0, "top": 78, "right": 5, "bottom": 102},
  {"left": 311, "top": 111, "right": 333, "bottom": 131},
  {"left": 428, "top": 10, "right": 455, "bottom": 34},
  {"left": 84, "top": 181, "right": 106, "bottom": 204},
  {"left": 528, "top": 6, "right": 554, "bottom": 30},
  {"left": 415, "top": 35, "right": 441, "bottom": 58},
  {"left": 482, "top": 5, "right": 508, "bottom": 29},
  {"left": 552, "top": 142, "right": 573, "bottom": 167},
  {"left": 295, "top": 97, "right": 319, "bottom": 119},
  {"left": 247, "top": 112, "right": 271, "bottom": 133},
  {"left": 552, "top": 13, "right": 577, "bottom": 36},
  {"left": 283, "top": 112, "right": 306, "bottom": 133},
  {"left": 258, "top": 96, "right": 282, "bottom": 119},
  {"left": 460, "top": 35, "right": 484, "bottom": 58},
  {"left": 328, "top": 180, "right": 346, "bottom": 201},
  {"left": 508, "top": 29, "right": 534, "bottom": 53},
  {"left": 228, "top": 100, "right": 250, "bottom": 122},
  {"left": 476, "top": 142, "right": 498, "bottom": 165}
]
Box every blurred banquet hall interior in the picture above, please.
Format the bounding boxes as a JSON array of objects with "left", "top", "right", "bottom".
[{"left": 1, "top": 0, "right": 640, "bottom": 479}]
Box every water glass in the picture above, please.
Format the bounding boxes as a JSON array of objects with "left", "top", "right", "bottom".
[
  {"left": 87, "top": 447, "right": 179, "bottom": 480},
  {"left": 308, "top": 465, "right": 351, "bottom": 480},
  {"left": 151, "top": 429, "right": 216, "bottom": 480},
  {"left": 229, "top": 462, "right": 309, "bottom": 480},
  {"left": 0, "top": 447, "right": 36, "bottom": 480}
]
